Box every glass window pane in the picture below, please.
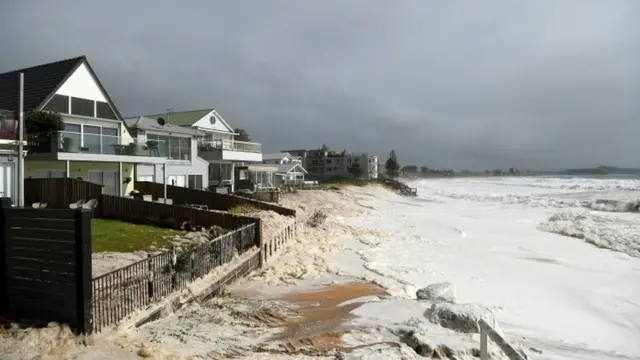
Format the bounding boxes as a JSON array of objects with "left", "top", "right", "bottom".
[
  {"left": 83, "top": 125, "right": 101, "bottom": 153},
  {"left": 102, "top": 127, "right": 119, "bottom": 155},
  {"left": 64, "top": 123, "right": 81, "bottom": 133},
  {"left": 70, "top": 97, "right": 95, "bottom": 117},
  {"left": 103, "top": 171, "right": 118, "bottom": 196}
]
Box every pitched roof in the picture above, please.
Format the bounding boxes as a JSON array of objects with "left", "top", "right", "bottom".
[
  {"left": 262, "top": 152, "right": 291, "bottom": 161},
  {"left": 0, "top": 55, "right": 124, "bottom": 121},
  {"left": 277, "top": 163, "right": 307, "bottom": 174},
  {"left": 0, "top": 56, "right": 84, "bottom": 113},
  {"left": 124, "top": 116, "right": 205, "bottom": 136},
  {"left": 143, "top": 109, "right": 214, "bottom": 126}
]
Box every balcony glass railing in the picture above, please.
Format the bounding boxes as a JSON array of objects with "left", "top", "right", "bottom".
[
  {"left": 197, "top": 139, "right": 262, "bottom": 153},
  {"left": 27, "top": 131, "right": 166, "bottom": 157}
]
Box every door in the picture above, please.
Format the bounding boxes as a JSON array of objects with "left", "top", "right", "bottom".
[
  {"left": 0, "top": 161, "right": 14, "bottom": 202},
  {"left": 88, "top": 170, "right": 119, "bottom": 196}
]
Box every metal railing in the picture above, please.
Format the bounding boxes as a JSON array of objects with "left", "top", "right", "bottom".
[
  {"left": 91, "top": 223, "right": 256, "bottom": 332},
  {"left": 197, "top": 139, "right": 262, "bottom": 153},
  {"left": 27, "top": 131, "right": 167, "bottom": 157},
  {"left": 262, "top": 220, "right": 301, "bottom": 264},
  {"left": 479, "top": 318, "right": 526, "bottom": 360}
]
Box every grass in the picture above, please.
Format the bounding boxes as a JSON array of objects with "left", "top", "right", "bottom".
[
  {"left": 91, "top": 219, "right": 182, "bottom": 253},
  {"left": 228, "top": 204, "right": 259, "bottom": 215}
]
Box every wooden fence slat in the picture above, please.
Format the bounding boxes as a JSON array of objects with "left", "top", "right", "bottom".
[
  {"left": 8, "top": 229, "right": 76, "bottom": 244},
  {"left": 8, "top": 217, "right": 76, "bottom": 231}
]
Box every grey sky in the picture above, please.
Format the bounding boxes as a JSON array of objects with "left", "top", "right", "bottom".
[{"left": 1, "top": 0, "right": 638, "bottom": 170}]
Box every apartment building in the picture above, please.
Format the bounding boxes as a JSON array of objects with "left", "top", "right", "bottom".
[{"left": 282, "top": 148, "right": 378, "bottom": 180}]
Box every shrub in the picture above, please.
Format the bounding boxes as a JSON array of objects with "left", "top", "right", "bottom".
[{"left": 307, "top": 210, "right": 327, "bottom": 227}]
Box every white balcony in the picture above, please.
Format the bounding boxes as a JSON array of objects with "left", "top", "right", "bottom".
[{"left": 197, "top": 139, "right": 262, "bottom": 162}]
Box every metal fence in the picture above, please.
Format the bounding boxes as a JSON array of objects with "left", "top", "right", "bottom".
[
  {"left": 91, "top": 223, "right": 256, "bottom": 332},
  {"left": 262, "top": 220, "right": 302, "bottom": 264}
]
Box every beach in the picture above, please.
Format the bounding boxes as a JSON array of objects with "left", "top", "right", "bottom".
[{"left": 2, "top": 176, "right": 639, "bottom": 359}]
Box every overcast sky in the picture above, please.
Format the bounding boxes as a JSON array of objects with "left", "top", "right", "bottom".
[{"left": 1, "top": 1, "right": 638, "bottom": 170}]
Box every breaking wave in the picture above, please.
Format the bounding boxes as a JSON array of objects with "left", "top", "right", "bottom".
[
  {"left": 584, "top": 199, "right": 640, "bottom": 213},
  {"left": 537, "top": 211, "right": 640, "bottom": 258}
]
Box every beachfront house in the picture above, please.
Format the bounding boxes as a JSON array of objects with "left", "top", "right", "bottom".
[
  {"left": 124, "top": 116, "right": 209, "bottom": 189},
  {"left": 274, "top": 163, "right": 307, "bottom": 186},
  {"left": 141, "top": 109, "right": 262, "bottom": 192},
  {"left": 0, "top": 55, "right": 167, "bottom": 197},
  {"left": 234, "top": 162, "right": 307, "bottom": 190}
]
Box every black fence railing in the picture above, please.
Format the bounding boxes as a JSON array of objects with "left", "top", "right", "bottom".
[{"left": 91, "top": 223, "right": 257, "bottom": 332}]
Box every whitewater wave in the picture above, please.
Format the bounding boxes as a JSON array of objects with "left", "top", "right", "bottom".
[
  {"left": 537, "top": 211, "right": 640, "bottom": 258},
  {"left": 425, "top": 189, "right": 640, "bottom": 214},
  {"left": 585, "top": 199, "right": 640, "bottom": 213},
  {"left": 416, "top": 176, "right": 640, "bottom": 192}
]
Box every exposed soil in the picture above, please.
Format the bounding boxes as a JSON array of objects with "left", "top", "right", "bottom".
[{"left": 270, "top": 282, "right": 389, "bottom": 353}]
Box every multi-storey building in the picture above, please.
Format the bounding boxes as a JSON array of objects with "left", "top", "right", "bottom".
[
  {"left": 142, "top": 109, "right": 262, "bottom": 192},
  {"left": 281, "top": 148, "right": 378, "bottom": 180}
]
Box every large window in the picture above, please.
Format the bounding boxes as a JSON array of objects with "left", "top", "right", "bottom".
[
  {"left": 188, "top": 175, "right": 203, "bottom": 189},
  {"left": 147, "top": 134, "right": 191, "bottom": 160},
  {"left": 62, "top": 123, "right": 120, "bottom": 154},
  {"left": 70, "top": 97, "right": 95, "bottom": 117},
  {"left": 96, "top": 101, "right": 118, "bottom": 119},
  {"left": 44, "top": 94, "right": 69, "bottom": 113}
]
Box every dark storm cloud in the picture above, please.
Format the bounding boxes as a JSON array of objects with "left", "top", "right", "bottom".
[{"left": 1, "top": 0, "right": 638, "bottom": 170}]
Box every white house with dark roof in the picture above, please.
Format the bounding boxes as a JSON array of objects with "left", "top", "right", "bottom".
[
  {"left": 0, "top": 55, "right": 167, "bottom": 197},
  {"left": 124, "top": 116, "right": 209, "bottom": 189}
]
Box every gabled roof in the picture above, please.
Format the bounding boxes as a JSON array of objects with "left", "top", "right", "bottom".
[
  {"left": 263, "top": 152, "right": 292, "bottom": 161},
  {"left": 277, "top": 163, "right": 307, "bottom": 174},
  {"left": 0, "top": 55, "right": 124, "bottom": 120},
  {"left": 124, "top": 116, "right": 205, "bottom": 136},
  {"left": 143, "top": 109, "right": 214, "bottom": 126}
]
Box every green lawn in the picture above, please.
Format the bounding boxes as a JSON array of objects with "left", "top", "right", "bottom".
[{"left": 91, "top": 219, "right": 182, "bottom": 253}]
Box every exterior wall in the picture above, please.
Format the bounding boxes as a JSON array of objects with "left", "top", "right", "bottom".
[
  {"left": 24, "top": 160, "right": 135, "bottom": 195},
  {"left": 43, "top": 60, "right": 136, "bottom": 148},
  {"left": 192, "top": 110, "right": 234, "bottom": 133},
  {"left": 55, "top": 63, "right": 107, "bottom": 102},
  {"left": 136, "top": 157, "right": 209, "bottom": 190},
  {"left": 302, "top": 152, "right": 377, "bottom": 180}
]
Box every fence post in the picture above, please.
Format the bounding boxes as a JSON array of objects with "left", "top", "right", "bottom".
[
  {"left": 170, "top": 246, "right": 177, "bottom": 291},
  {"left": 480, "top": 325, "right": 487, "bottom": 360},
  {"left": 74, "top": 209, "right": 92, "bottom": 334},
  {"left": 147, "top": 254, "right": 154, "bottom": 301},
  {"left": 0, "top": 197, "right": 10, "bottom": 313},
  {"left": 256, "top": 220, "right": 264, "bottom": 268}
]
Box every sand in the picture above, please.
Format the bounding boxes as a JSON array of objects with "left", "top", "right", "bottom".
[{"left": 0, "top": 185, "right": 495, "bottom": 359}]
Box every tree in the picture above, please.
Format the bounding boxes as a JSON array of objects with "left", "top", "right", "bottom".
[
  {"left": 385, "top": 149, "right": 401, "bottom": 178},
  {"left": 25, "top": 110, "right": 64, "bottom": 134},
  {"left": 348, "top": 162, "right": 364, "bottom": 179},
  {"left": 420, "top": 166, "right": 429, "bottom": 173},
  {"left": 25, "top": 110, "right": 64, "bottom": 152},
  {"left": 320, "top": 144, "right": 329, "bottom": 151},
  {"left": 234, "top": 128, "right": 251, "bottom": 141}
]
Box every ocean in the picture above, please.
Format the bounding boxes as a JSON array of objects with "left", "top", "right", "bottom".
[{"left": 331, "top": 175, "right": 640, "bottom": 359}]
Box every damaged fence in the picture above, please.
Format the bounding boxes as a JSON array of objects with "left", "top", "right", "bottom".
[
  {"left": 262, "top": 220, "right": 303, "bottom": 264},
  {"left": 92, "top": 224, "right": 257, "bottom": 332}
]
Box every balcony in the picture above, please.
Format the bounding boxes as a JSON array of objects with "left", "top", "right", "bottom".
[
  {"left": 197, "top": 139, "right": 262, "bottom": 162},
  {"left": 26, "top": 131, "right": 167, "bottom": 163}
]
